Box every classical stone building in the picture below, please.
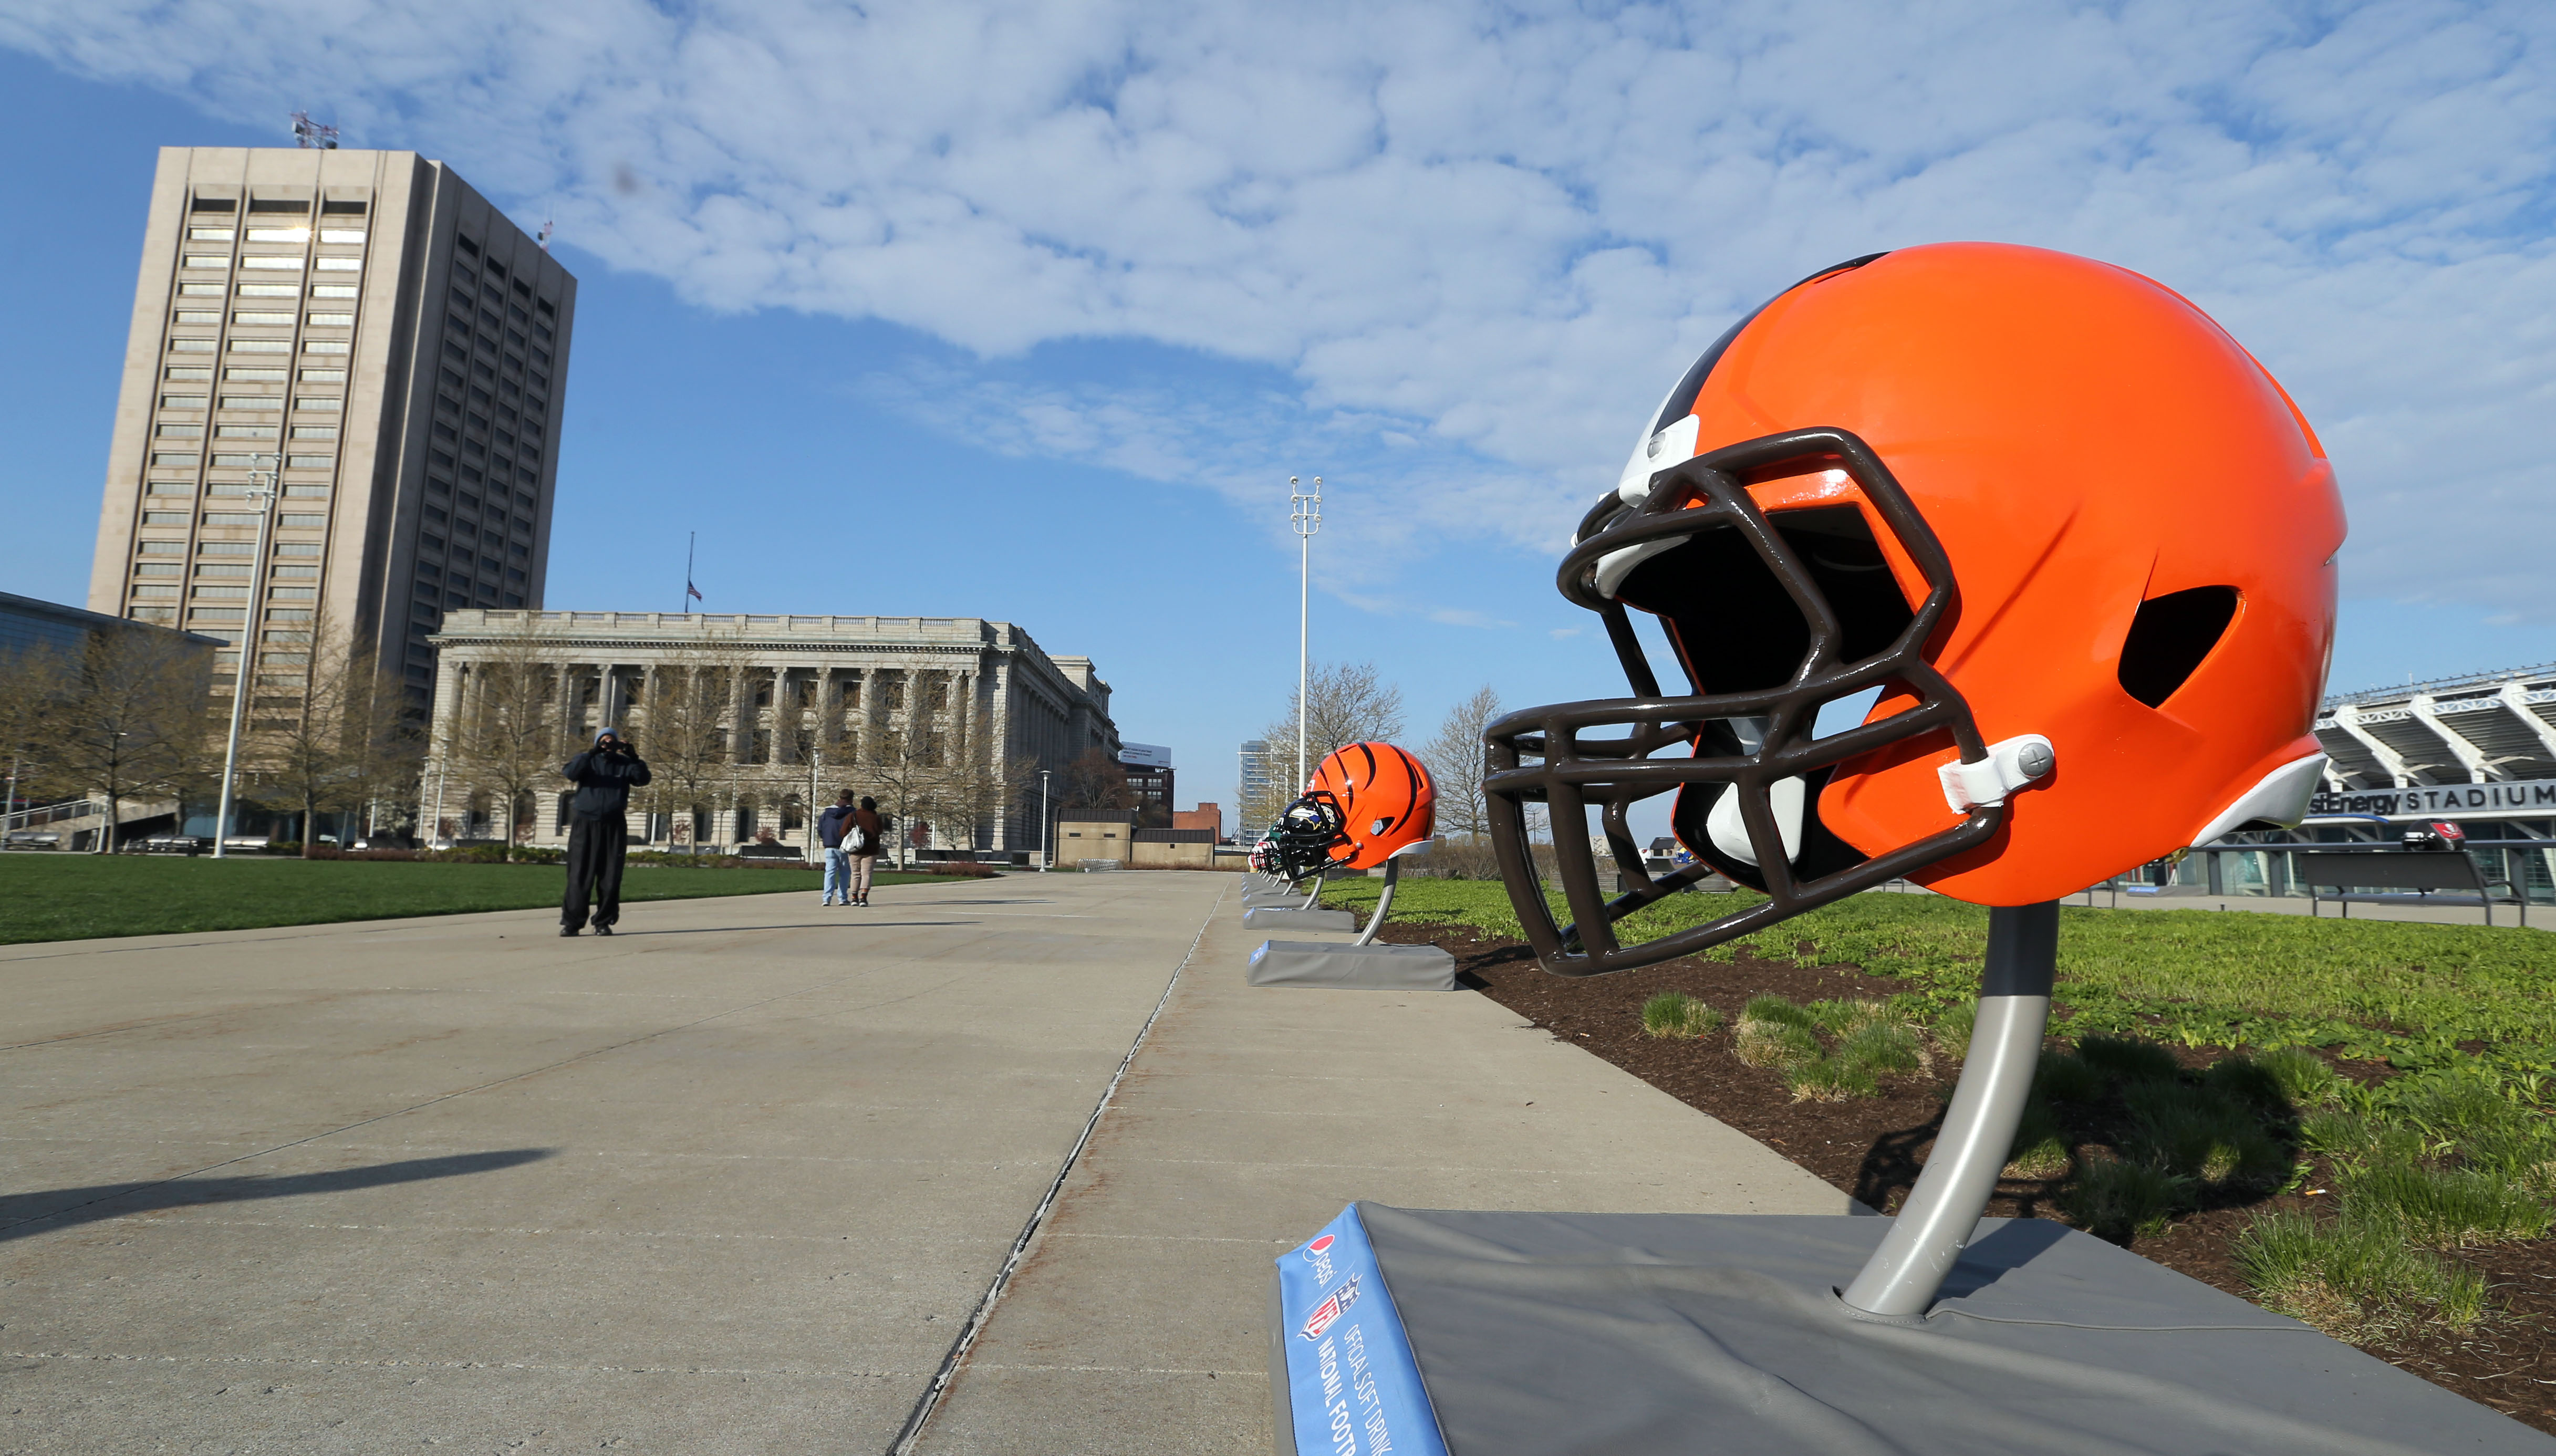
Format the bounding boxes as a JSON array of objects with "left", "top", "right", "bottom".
[{"left": 421, "top": 611, "right": 1118, "bottom": 858}]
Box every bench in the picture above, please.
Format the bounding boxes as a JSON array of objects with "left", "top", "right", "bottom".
[{"left": 2291, "top": 851, "right": 2511, "bottom": 927}]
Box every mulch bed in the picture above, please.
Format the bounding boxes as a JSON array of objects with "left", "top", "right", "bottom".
[{"left": 1373, "top": 919, "right": 2556, "bottom": 1434}]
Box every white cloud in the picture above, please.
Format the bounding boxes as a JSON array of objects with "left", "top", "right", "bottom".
[{"left": 9, "top": 0, "right": 2555, "bottom": 612}]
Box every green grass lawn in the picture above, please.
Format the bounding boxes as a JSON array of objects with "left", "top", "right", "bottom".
[
  {"left": 1321, "top": 877, "right": 2556, "bottom": 1076},
  {"left": 0, "top": 854, "right": 971, "bottom": 944}
]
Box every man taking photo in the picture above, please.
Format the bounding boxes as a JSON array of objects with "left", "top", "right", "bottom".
[{"left": 562, "top": 729, "right": 651, "bottom": 936}]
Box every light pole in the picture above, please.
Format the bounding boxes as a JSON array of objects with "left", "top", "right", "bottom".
[
  {"left": 210, "top": 454, "right": 280, "bottom": 859},
  {"left": 1038, "top": 769, "right": 1052, "bottom": 872},
  {"left": 1290, "top": 475, "right": 1321, "bottom": 788}
]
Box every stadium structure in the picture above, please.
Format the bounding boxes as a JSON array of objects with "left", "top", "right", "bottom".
[{"left": 2156, "top": 661, "right": 2556, "bottom": 908}]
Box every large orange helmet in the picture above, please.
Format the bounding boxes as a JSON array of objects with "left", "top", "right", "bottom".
[
  {"left": 1267, "top": 742, "right": 1438, "bottom": 877},
  {"left": 1485, "top": 243, "right": 2343, "bottom": 974}
]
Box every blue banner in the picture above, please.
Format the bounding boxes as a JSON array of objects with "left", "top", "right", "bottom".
[{"left": 1276, "top": 1204, "right": 1448, "bottom": 1456}]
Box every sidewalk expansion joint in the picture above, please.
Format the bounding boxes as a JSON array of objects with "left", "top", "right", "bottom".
[{"left": 885, "top": 879, "right": 1232, "bottom": 1455}]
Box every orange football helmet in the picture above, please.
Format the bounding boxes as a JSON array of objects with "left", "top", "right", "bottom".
[
  {"left": 1274, "top": 742, "right": 1438, "bottom": 875},
  {"left": 1486, "top": 242, "right": 2343, "bottom": 974}
]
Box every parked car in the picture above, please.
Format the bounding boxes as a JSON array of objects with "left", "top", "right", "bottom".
[
  {"left": 4, "top": 829, "right": 63, "bottom": 850},
  {"left": 141, "top": 834, "right": 213, "bottom": 856}
]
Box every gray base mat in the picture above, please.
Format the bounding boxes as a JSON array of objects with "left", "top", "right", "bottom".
[
  {"left": 1246, "top": 941, "right": 1459, "bottom": 990},
  {"left": 1243, "top": 893, "right": 1315, "bottom": 910},
  {"left": 1332, "top": 1206, "right": 2549, "bottom": 1455},
  {"left": 1243, "top": 906, "right": 1357, "bottom": 931}
]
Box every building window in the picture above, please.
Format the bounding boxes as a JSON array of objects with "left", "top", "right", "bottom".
[
  {"left": 285, "top": 455, "right": 333, "bottom": 470},
  {"left": 303, "top": 340, "right": 350, "bottom": 355},
  {"left": 236, "top": 282, "right": 297, "bottom": 298},
  {"left": 225, "top": 367, "right": 288, "bottom": 382},
  {"left": 291, "top": 425, "right": 338, "bottom": 440},
  {"left": 173, "top": 310, "right": 221, "bottom": 325},
  {"left": 245, "top": 227, "right": 308, "bottom": 243},
  {"left": 149, "top": 452, "right": 200, "bottom": 467},
  {"left": 201, "top": 512, "right": 260, "bottom": 526},
  {"left": 160, "top": 394, "right": 208, "bottom": 409},
  {"left": 181, "top": 254, "right": 230, "bottom": 270},
  {"left": 458, "top": 234, "right": 480, "bottom": 255},
  {"left": 228, "top": 339, "right": 292, "bottom": 353},
  {"left": 284, "top": 484, "right": 327, "bottom": 498},
  {"left": 233, "top": 310, "right": 294, "bottom": 326},
  {"left": 146, "top": 481, "right": 192, "bottom": 495},
  {"left": 318, "top": 227, "right": 365, "bottom": 243},
  {"left": 155, "top": 424, "right": 203, "bottom": 438},
  {"left": 215, "top": 424, "right": 277, "bottom": 439},
  {"left": 306, "top": 312, "right": 353, "bottom": 327},
  {"left": 247, "top": 198, "right": 310, "bottom": 214},
  {"left": 296, "top": 396, "right": 341, "bottom": 411},
  {"left": 198, "top": 541, "right": 255, "bottom": 556},
  {"left": 278, "top": 514, "right": 326, "bottom": 528},
  {"left": 169, "top": 338, "right": 216, "bottom": 353},
  {"left": 130, "top": 584, "right": 180, "bottom": 598},
  {"left": 133, "top": 562, "right": 182, "bottom": 577},
  {"left": 195, "top": 563, "right": 253, "bottom": 578},
  {"left": 298, "top": 368, "right": 346, "bottom": 383},
  {"left": 310, "top": 284, "right": 358, "bottom": 300},
  {"left": 178, "top": 283, "right": 224, "bottom": 297},
  {"left": 220, "top": 394, "right": 280, "bottom": 410},
  {"left": 239, "top": 256, "right": 305, "bottom": 271}
]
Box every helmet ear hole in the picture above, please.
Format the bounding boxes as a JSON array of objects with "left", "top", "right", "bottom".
[{"left": 2118, "top": 586, "right": 2240, "bottom": 708}]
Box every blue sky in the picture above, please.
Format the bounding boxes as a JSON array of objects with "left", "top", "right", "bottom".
[{"left": 4, "top": 4, "right": 2554, "bottom": 827}]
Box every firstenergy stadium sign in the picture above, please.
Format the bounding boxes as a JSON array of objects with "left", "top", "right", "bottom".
[{"left": 2309, "top": 778, "right": 2556, "bottom": 821}]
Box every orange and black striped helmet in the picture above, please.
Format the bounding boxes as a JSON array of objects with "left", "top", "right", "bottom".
[{"left": 1303, "top": 742, "right": 1437, "bottom": 870}]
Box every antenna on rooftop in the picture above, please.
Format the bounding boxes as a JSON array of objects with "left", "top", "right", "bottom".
[{"left": 289, "top": 111, "right": 340, "bottom": 150}]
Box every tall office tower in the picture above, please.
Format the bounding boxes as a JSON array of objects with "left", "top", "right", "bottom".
[{"left": 87, "top": 147, "right": 576, "bottom": 720}]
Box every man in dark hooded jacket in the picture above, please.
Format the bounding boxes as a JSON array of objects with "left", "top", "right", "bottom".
[{"left": 561, "top": 728, "right": 651, "bottom": 935}]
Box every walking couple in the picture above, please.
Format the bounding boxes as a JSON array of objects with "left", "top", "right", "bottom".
[{"left": 817, "top": 793, "right": 882, "bottom": 907}]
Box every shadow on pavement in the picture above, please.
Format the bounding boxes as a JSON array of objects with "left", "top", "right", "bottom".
[
  {"left": 1, "top": 1147, "right": 556, "bottom": 1241},
  {"left": 605, "top": 921, "right": 981, "bottom": 935}
]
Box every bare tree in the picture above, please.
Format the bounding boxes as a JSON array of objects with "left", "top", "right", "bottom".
[
  {"left": 921, "top": 687, "right": 1036, "bottom": 859},
  {"left": 1059, "top": 747, "right": 1132, "bottom": 816},
  {"left": 1419, "top": 683, "right": 1503, "bottom": 840},
  {"left": 445, "top": 615, "right": 564, "bottom": 859},
  {"left": 1258, "top": 660, "right": 1406, "bottom": 782},
  {"left": 0, "top": 645, "right": 70, "bottom": 820},
  {"left": 32, "top": 628, "right": 211, "bottom": 851},
  {"left": 1242, "top": 660, "right": 1409, "bottom": 833},
  {"left": 631, "top": 633, "right": 752, "bottom": 855},
  {"left": 863, "top": 721, "right": 939, "bottom": 869},
  {"left": 249, "top": 614, "right": 366, "bottom": 856}
]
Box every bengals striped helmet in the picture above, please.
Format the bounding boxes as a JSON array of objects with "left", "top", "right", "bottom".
[{"left": 1302, "top": 742, "right": 1438, "bottom": 871}]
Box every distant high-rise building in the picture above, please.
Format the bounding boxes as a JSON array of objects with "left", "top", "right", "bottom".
[
  {"left": 87, "top": 147, "right": 576, "bottom": 721},
  {"left": 1238, "top": 737, "right": 1274, "bottom": 827}
]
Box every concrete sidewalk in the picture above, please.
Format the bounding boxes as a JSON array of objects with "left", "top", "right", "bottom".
[
  {"left": 1, "top": 870, "right": 1231, "bottom": 1454},
  {"left": 912, "top": 880, "right": 1850, "bottom": 1453}
]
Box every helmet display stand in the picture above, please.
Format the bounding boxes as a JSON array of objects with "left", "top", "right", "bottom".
[
  {"left": 1246, "top": 856, "right": 1457, "bottom": 991},
  {"left": 1265, "top": 899, "right": 2545, "bottom": 1453}
]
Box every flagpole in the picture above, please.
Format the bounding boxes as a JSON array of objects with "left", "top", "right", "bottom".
[{"left": 683, "top": 532, "right": 694, "bottom": 616}]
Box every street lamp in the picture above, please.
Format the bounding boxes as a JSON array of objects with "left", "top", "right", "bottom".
[
  {"left": 1038, "top": 768, "right": 1052, "bottom": 872},
  {"left": 1290, "top": 475, "right": 1321, "bottom": 789},
  {"left": 210, "top": 453, "right": 280, "bottom": 859}
]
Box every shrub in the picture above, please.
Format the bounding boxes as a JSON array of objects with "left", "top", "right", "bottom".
[
  {"left": 2122, "top": 1080, "right": 2291, "bottom": 1190},
  {"left": 1837, "top": 1018, "right": 1925, "bottom": 1076},
  {"left": 2061, "top": 1156, "right": 2185, "bottom": 1243},
  {"left": 1741, "top": 995, "right": 1817, "bottom": 1031},
  {"left": 2002, "top": 1100, "right": 2074, "bottom": 1180},
  {"left": 2252, "top": 1046, "right": 2342, "bottom": 1108},
  {"left": 1787, "top": 1055, "right": 1879, "bottom": 1103},
  {"left": 2074, "top": 1034, "right": 2180, "bottom": 1084},
  {"left": 2340, "top": 1163, "right": 2553, "bottom": 1250},
  {"left": 2202, "top": 1055, "right": 2292, "bottom": 1113},
  {"left": 1809, "top": 997, "right": 1892, "bottom": 1035},
  {"left": 2234, "top": 1211, "right": 2486, "bottom": 1342},
  {"left": 1641, "top": 992, "right": 1723, "bottom": 1039},
  {"left": 1931, "top": 1001, "right": 1976, "bottom": 1062},
  {"left": 2033, "top": 1051, "right": 2105, "bottom": 1104},
  {"left": 1734, "top": 1018, "right": 1820, "bottom": 1069}
]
